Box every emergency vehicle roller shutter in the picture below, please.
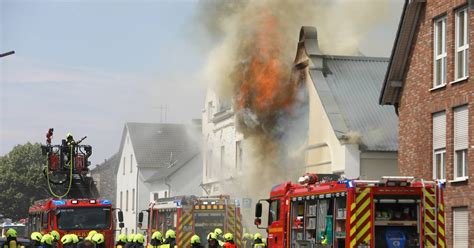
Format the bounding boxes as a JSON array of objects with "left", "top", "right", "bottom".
[
  {"left": 349, "top": 188, "right": 372, "bottom": 248},
  {"left": 177, "top": 208, "right": 193, "bottom": 247},
  {"left": 453, "top": 208, "right": 468, "bottom": 248}
]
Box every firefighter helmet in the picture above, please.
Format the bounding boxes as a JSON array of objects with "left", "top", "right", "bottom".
[
  {"left": 134, "top": 234, "right": 145, "bottom": 244},
  {"left": 92, "top": 233, "right": 105, "bottom": 244},
  {"left": 86, "top": 230, "right": 97, "bottom": 241},
  {"left": 31, "top": 232, "right": 42, "bottom": 242},
  {"left": 207, "top": 232, "right": 217, "bottom": 240},
  {"left": 41, "top": 234, "right": 53, "bottom": 245},
  {"left": 61, "top": 235, "right": 73, "bottom": 245},
  {"left": 50, "top": 230, "right": 60, "bottom": 241},
  {"left": 151, "top": 231, "right": 163, "bottom": 241},
  {"left": 118, "top": 234, "right": 127, "bottom": 243},
  {"left": 127, "top": 234, "right": 134, "bottom": 242},
  {"left": 191, "top": 235, "right": 200, "bottom": 244},
  {"left": 70, "top": 234, "right": 79, "bottom": 244},
  {"left": 66, "top": 133, "right": 73, "bottom": 139},
  {"left": 5, "top": 228, "right": 16, "bottom": 238},
  {"left": 254, "top": 233, "right": 262, "bottom": 240},
  {"left": 214, "top": 228, "right": 223, "bottom": 236},
  {"left": 165, "top": 230, "right": 176, "bottom": 239},
  {"left": 224, "top": 233, "right": 233, "bottom": 241}
]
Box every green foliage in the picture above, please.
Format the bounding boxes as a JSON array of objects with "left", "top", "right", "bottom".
[{"left": 0, "top": 143, "right": 49, "bottom": 220}]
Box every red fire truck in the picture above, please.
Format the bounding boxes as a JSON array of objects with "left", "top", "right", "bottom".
[
  {"left": 140, "top": 195, "right": 242, "bottom": 247},
  {"left": 27, "top": 198, "right": 120, "bottom": 248},
  {"left": 255, "top": 174, "right": 446, "bottom": 248}
]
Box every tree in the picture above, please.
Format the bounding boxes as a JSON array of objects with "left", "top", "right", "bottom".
[{"left": 0, "top": 142, "right": 49, "bottom": 220}]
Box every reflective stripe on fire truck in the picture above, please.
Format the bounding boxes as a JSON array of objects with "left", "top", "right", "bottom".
[
  {"left": 349, "top": 188, "right": 372, "bottom": 248},
  {"left": 225, "top": 204, "right": 236, "bottom": 240},
  {"left": 235, "top": 207, "right": 242, "bottom": 247},
  {"left": 177, "top": 209, "right": 193, "bottom": 247},
  {"left": 423, "top": 188, "right": 437, "bottom": 248},
  {"left": 436, "top": 184, "right": 446, "bottom": 248}
]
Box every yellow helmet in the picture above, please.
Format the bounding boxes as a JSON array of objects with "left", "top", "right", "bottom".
[
  {"left": 254, "top": 233, "right": 263, "bottom": 240},
  {"left": 207, "top": 232, "right": 217, "bottom": 240},
  {"left": 70, "top": 234, "right": 79, "bottom": 244},
  {"left": 133, "top": 233, "right": 144, "bottom": 244},
  {"left": 5, "top": 228, "right": 17, "bottom": 238},
  {"left": 92, "top": 233, "right": 105, "bottom": 244},
  {"left": 41, "top": 234, "right": 53, "bottom": 245},
  {"left": 224, "top": 233, "right": 233, "bottom": 241},
  {"left": 86, "top": 230, "right": 97, "bottom": 240},
  {"left": 165, "top": 230, "right": 176, "bottom": 239},
  {"left": 214, "top": 228, "right": 223, "bottom": 236},
  {"left": 191, "top": 235, "right": 200, "bottom": 244},
  {"left": 61, "top": 234, "right": 73, "bottom": 245},
  {"left": 31, "top": 232, "right": 43, "bottom": 242},
  {"left": 117, "top": 234, "right": 127, "bottom": 243},
  {"left": 127, "top": 234, "right": 134, "bottom": 242},
  {"left": 66, "top": 132, "right": 73, "bottom": 139},
  {"left": 151, "top": 231, "right": 163, "bottom": 241},
  {"left": 50, "top": 230, "right": 60, "bottom": 241}
]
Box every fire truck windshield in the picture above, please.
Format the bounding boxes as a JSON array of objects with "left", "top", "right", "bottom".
[{"left": 56, "top": 207, "right": 111, "bottom": 230}]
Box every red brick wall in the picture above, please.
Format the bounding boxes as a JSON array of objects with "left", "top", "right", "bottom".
[{"left": 399, "top": 0, "right": 474, "bottom": 246}]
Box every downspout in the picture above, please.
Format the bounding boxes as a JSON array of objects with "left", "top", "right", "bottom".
[{"left": 135, "top": 165, "right": 139, "bottom": 232}]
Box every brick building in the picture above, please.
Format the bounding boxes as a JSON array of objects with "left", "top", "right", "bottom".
[{"left": 380, "top": 1, "right": 474, "bottom": 246}]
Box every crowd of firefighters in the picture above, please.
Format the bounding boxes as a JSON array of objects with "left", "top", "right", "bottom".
[{"left": 1, "top": 228, "right": 266, "bottom": 248}]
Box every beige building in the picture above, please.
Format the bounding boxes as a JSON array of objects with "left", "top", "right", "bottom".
[{"left": 294, "top": 26, "right": 399, "bottom": 179}]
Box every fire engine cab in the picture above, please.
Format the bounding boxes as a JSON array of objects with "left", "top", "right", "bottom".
[
  {"left": 255, "top": 174, "right": 446, "bottom": 248},
  {"left": 140, "top": 195, "right": 242, "bottom": 247},
  {"left": 28, "top": 198, "right": 120, "bottom": 248}
]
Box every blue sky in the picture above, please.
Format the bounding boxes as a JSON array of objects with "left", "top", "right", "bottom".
[
  {"left": 0, "top": 0, "right": 403, "bottom": 165},
  {"left": 1, "top": 0, "right": 211, "bottom": 164}
]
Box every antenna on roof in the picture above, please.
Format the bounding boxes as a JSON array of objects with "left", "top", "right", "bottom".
[
  {"left": 158, "top": 105, "right": 169, "bottom": 123},
  {"left": 161, "top": 152, "right": 178, "bottom": 169}
]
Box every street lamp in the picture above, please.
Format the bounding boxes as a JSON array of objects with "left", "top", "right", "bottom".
[{"left": 0, "top": 51, "right": 15, "bottom": 58}]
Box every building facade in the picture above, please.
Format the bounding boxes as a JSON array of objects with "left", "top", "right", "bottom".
[
  {"left": 295, "top": 26, "right": 399, "bottom": 179},
  {"left": 90, "top": 153, "right": 119, "bottom": 206},
  {"left": 115, "top": 122, "right": 202, "bottom": 235},
  {"left": 380, "top": 1, "right": 473, "bottom": 246}
]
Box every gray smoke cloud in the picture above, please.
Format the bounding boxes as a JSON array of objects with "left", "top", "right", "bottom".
[{"left": 197, "top": 0, "right": 392, "bottom": 233}]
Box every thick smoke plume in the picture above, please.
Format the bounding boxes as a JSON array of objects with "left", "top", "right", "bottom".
[{"left": 198, "top": 0, "right": 391, "bottom": 231}]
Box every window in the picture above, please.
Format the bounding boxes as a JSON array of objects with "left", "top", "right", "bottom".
[
  {"left": 434, "top": 17, "right": 447, "bottom": 87},
  {"left": 236, "top": 141, "right": 243, "bottom": 171},
  {"left": 122, "top": 157, "right": 126, "bottom": 175},
  {"left": 453, "top": 207, "right": 468, "bottom": 248},
  {"left": 126, "top": 190, "right": 129, "bottom": 211},
  {"left": 455, "top": 8, "right": 469, "bottom": 80},
  {"left": 433, "top": 111, "right": 446, "bottom": 179},
  {"left": 120, "top": 191, "right": 123, "bottom": 209},
  {"left": 454, "top": 105, "right": 469, "bottom": 179},
  {"left": 220, "top": 146, "right": 225, "bottom": 170},
  {"left": 207, "top": 102, "right": 214, "bottom": 120},
  {"left": 268, "top": 200, "right": 280, "bottom": 224},
  {"left": 153, "top": 193, "right": 159, "bottom": 201},
  {"left": 132, "top": 188, "right": 135, "bottom": 211},
  {"left": 130, "top": 154, "right": 133, "bottom": 173}
]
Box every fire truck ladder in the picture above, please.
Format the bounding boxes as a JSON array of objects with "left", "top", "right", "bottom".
[{"left": 422, "top": 180, "right": 438, "bottom": 248}]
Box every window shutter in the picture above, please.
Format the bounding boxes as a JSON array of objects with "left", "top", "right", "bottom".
[
  {"left": 433, "top": 112, "right": 446, "bottom": 150},
  {"left": 454, "top": 208, "right": 469, "bottom": 248},
  {"left": 454, "top": 105, "right": 469, "bottom": 150}
]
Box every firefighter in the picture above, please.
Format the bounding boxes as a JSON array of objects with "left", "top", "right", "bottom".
[
  {"left": 222, "top": 233, "right": 235, "bottom": 248},
  {"left": 133, "top": 234, "right": 145, "bottom": 248},
  {"left": 2, "top": 228, "right": 18, "bottom": 248},
  {"left": 116, "top": 234, "right": 127, "bottom": 248},
  {"left": 242, "top": 233, "right": 253, "bottom": 248},
  {"left": 214, "top": 228, "right": 224, "bottom": 246},
  {"left": 92, "top": 233, "right": 105, "bottom": 248},
  {"left": 190, "top": 235, "right": 203, "bottom": 248},
  {"left": 50, "top": 231, "right": 60, "bottom": 248},
  {"left": 70, "top": 235, "right": 79, "bottom": 246},
  {"left": 253, "top": 233, "right": 265, "bottom": 247},
  {"left": 124, "top": 234, "right": 135, "bottom": 248},
  {"left": 41, "top": 234, "right": 54, "bottom": 248},
  {"left": 163, "top": 230, "right": 176, "bottom": 247},
  {"left": 147, "top": 231, "right": 163, "bottom": 248},
  {"left": 206, "top": 232, "right": 220, "bottom": 248},
  {"left": 61, "top": 235, "right": 76, "bottom": 248},
  {"left": 30, "top": 232, "right": 43, "bottom": 248}
]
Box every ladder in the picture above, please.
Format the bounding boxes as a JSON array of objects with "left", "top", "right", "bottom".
[{"left": 422, "top": 181, "right": 438, "bottom": 248}]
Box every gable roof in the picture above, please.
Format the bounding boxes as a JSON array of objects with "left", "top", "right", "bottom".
[
  {"left": 298, "top": 26, "right": 398, "bottom": 151},
  {"left": 379, "top": 0, "right": 424, "bottom": 106},
  {"left": 117, "top": 122, "right": 200, "bottom": 178}
]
